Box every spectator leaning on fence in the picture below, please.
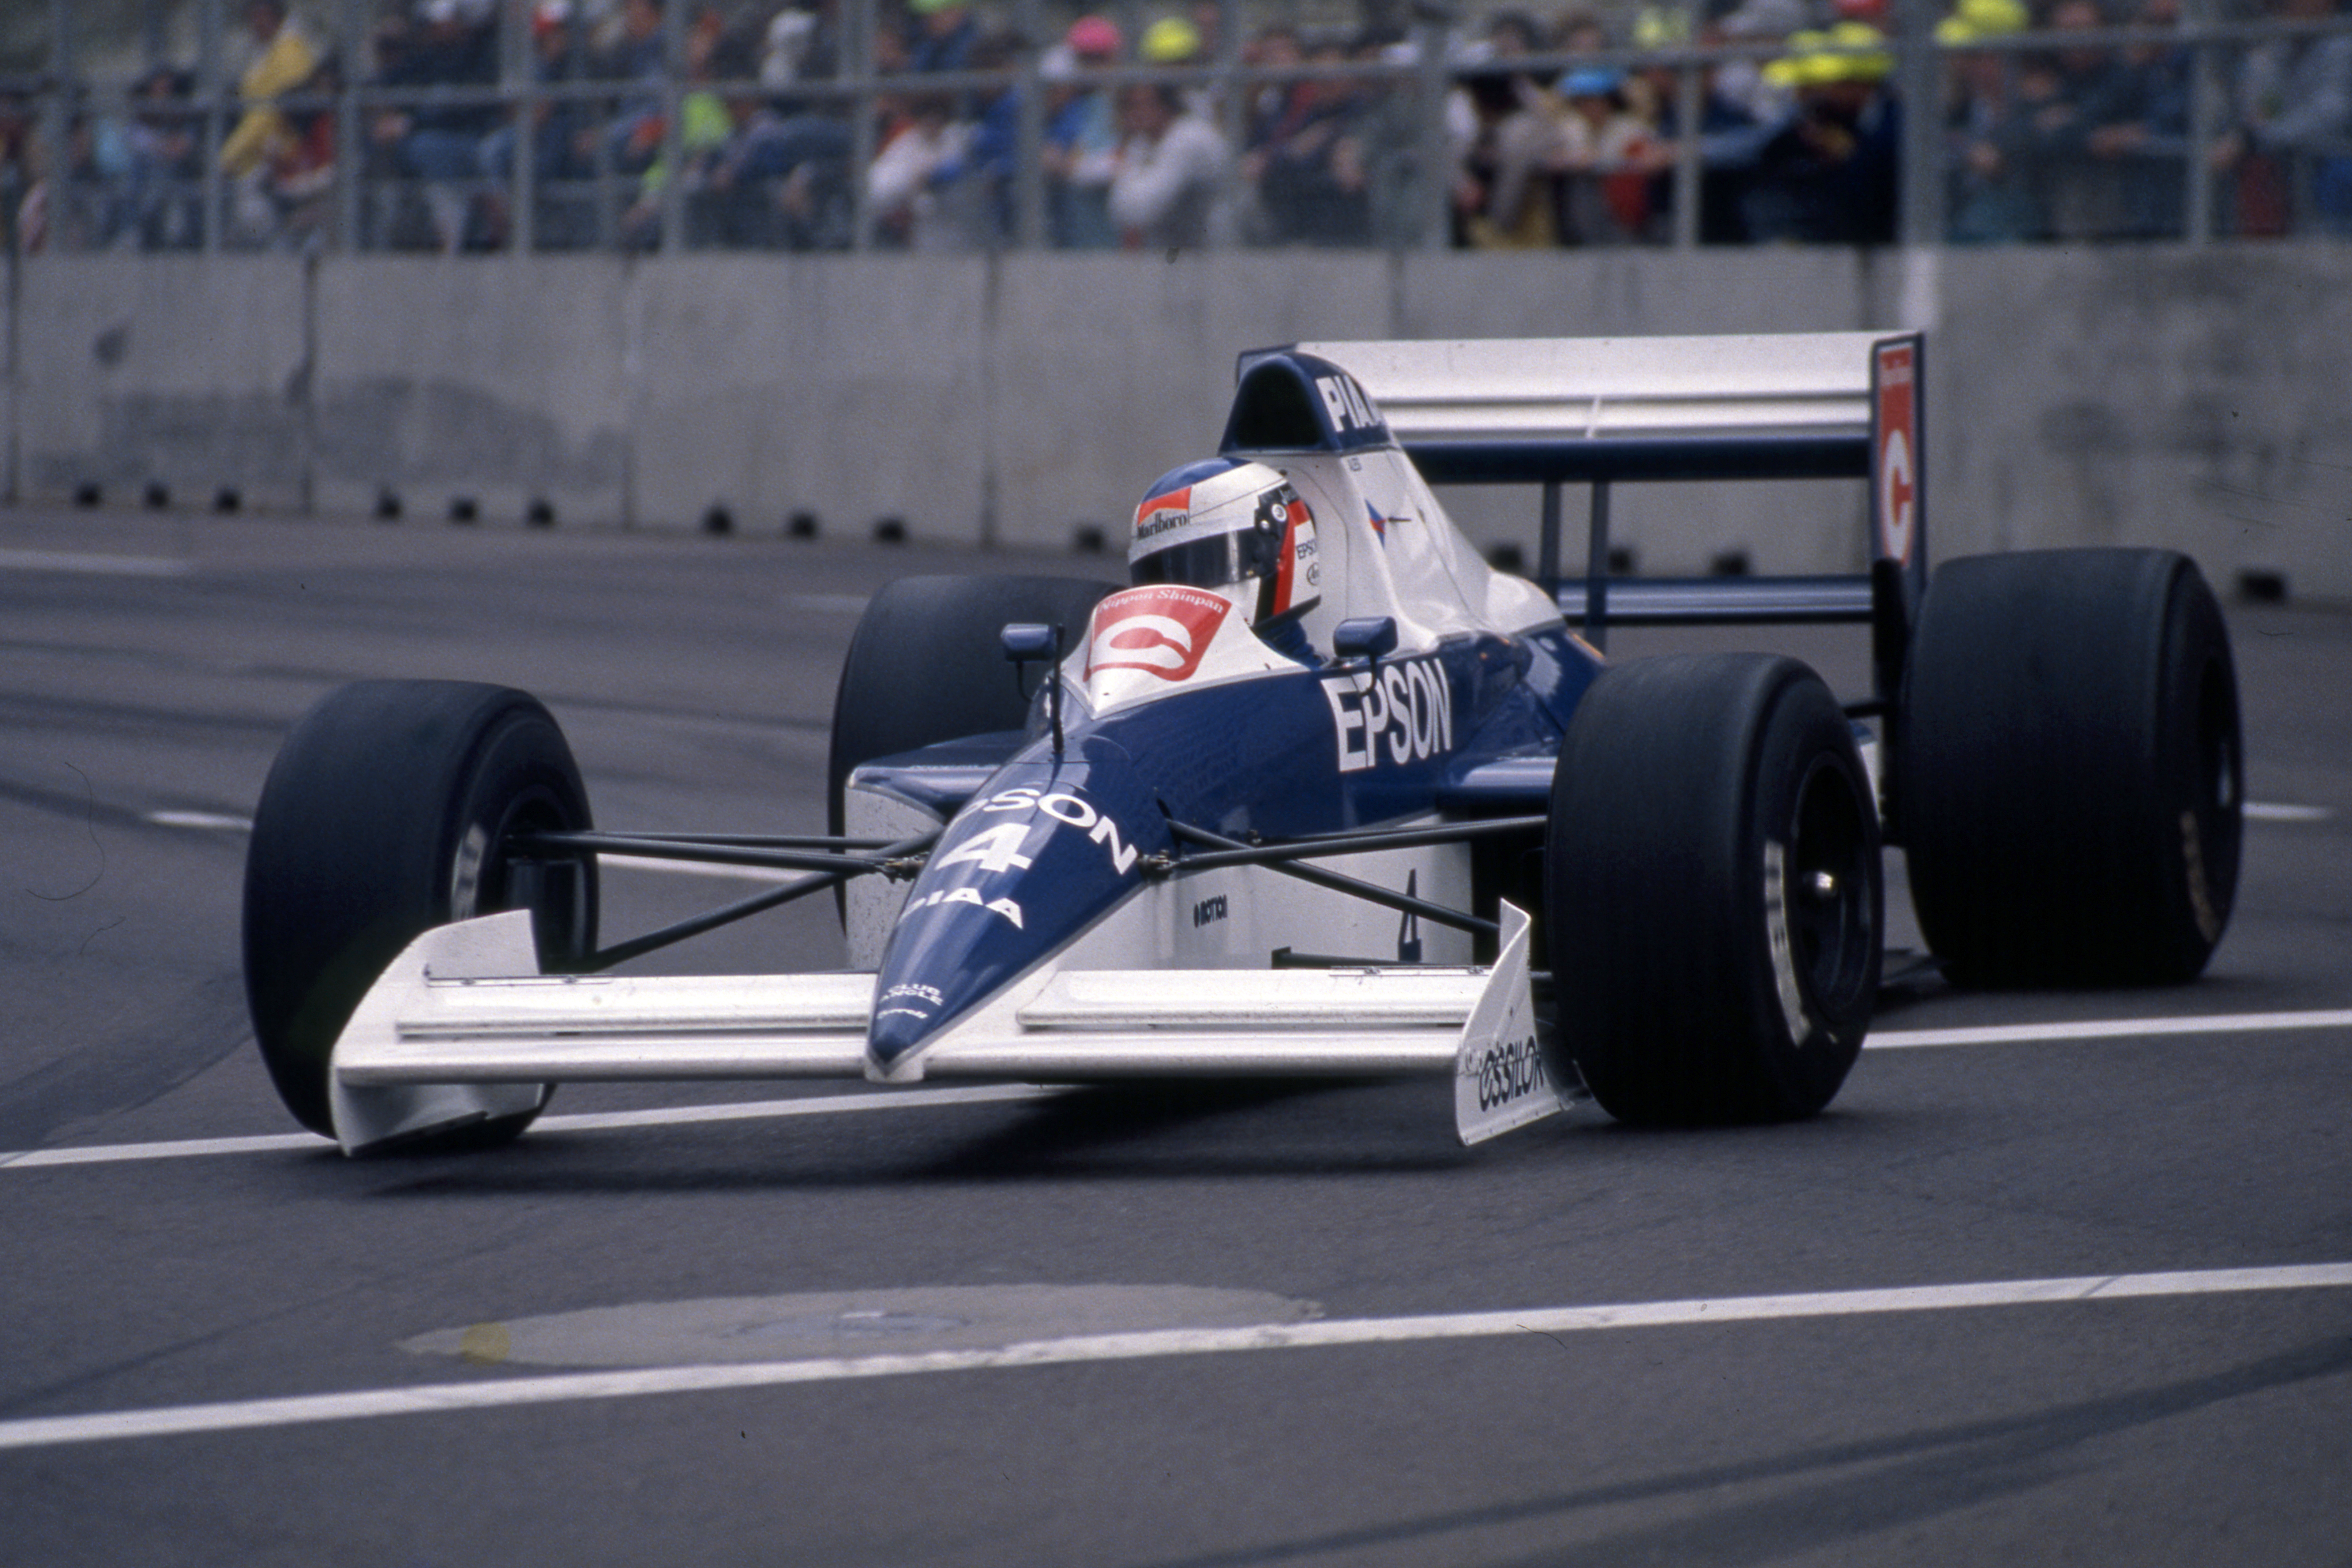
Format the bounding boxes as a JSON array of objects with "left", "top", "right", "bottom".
[
  {"left": 867, "top": 91, "right": 969, "bottom": 248},
  {"left": 1041, "top": 16, "right": 1123, "bottom": 249},
  {"left": 219, "top": 0, "right": 319, "bottom": 244},
  {"left": 127, "top": 67, "right": 204, "bottom": 250},
  {"left": 1635, "top": 13, "right": 1773, "bottom": 244},
  {"left": 266, "top": 52, "right": 341, "bottom": 248},
  {"left": 619, "top": 18, "right": 742, "bottom": 249},
  {"left": 1140, "top": 15, "right": 1212, "bottom": 118},
  {"left": 1554, "top": 65, "right": 1669, "bottom": 244},
  {"left": 2211, "top": 0, "right": 2352, "bottom": 234},
  {"left": 1243, "top": 34, "right": 1374, "bottom": 246},
  {"left": 1109, "top": 81, "right": 1228, "bottom": 251},
  {"left": 1940, "top": 0, "right": 2044, "bottom": 242},
  {"left": 907, "top": 0, "right": 983, "bottom": 75},
  {"left": 1746, "top": 22, "right": 1900, "bottom": 244},
  {"left": 1454, "top": 66, "right": 1562, "bottom": 247},
  {"left": 2104, "top": 0, "right": 2194, "bottom": 238},
  {"left": 374, "top": 0, "right": 502, "bottom": 253}
]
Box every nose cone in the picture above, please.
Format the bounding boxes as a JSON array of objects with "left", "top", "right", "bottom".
[{"left": 868, "top": 742, "right": 1166, "bottom": 1079}]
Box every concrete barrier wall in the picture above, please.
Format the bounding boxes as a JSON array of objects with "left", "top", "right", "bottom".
[
  {"left": 1933, "top": 246, "right": 2352, "bottom": 603},
  {"left": 20, "top": 256, "right": 311, "bottom": 511},
  {"left": 11, "top": 245, "right": 2348, "bottom": 600}
]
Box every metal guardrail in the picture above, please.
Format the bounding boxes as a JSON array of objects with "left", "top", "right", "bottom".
[{"left": 6, "top": 0, "right": 2351, "bottom": 257}]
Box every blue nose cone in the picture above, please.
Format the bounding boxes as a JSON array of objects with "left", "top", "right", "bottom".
[{"left": 867, "top": 741, "right": 1167, "bottom": 1078}]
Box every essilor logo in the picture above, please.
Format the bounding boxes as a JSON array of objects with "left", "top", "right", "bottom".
[{"left": 1085, "top": 585, "right": 1231, "bottom": 682}]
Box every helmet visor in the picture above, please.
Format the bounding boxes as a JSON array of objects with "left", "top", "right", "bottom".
[{"left": 1131, "top": 526, "right": 1277, "bottom": 592}]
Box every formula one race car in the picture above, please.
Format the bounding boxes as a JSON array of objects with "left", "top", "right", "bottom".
[{"left": 241, "top": 334, "right": 2243, "bottom": 1155}]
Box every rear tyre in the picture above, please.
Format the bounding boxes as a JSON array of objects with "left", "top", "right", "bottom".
[
  {"left": 826, "top": 572, "right": 1115, "bottom": 843},
  {"left": 1898, "top": 549, "right": 2240, "bottom": 987},
  {"left": 1546, "top": 654, "right": 1881, "bottom": 1125},
  {"left": 242, "top": 682, "right": 597, "bottom": 1139}
]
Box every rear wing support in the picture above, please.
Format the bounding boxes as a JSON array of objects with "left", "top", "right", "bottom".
[{"left": 1285, "top": 335, "right": 1928, "bottom": 708}]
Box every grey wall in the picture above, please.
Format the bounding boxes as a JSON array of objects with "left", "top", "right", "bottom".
[{"left": 11, "top": 245, "right": 2348, "bottom": 600}]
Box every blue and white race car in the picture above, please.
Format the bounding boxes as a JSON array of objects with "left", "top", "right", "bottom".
[{"left": 241, "top": 333, "right": 2244, "bottom": 1154}]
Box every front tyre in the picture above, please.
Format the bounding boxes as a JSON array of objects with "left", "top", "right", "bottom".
[
  {"left": 1546, "top": 654, "right": 1882, "bottom": 1124},
  {"left": 242, "top": 682, "right": 597, "bottom": 1139}
]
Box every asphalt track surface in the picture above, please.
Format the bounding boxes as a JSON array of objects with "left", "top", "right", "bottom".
[{"left": 1, "top": 506, "right": 2346, "bottom": 1567}]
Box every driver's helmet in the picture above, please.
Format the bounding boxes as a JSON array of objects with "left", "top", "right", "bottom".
[{"left": 1129, "top": 457, "right": 1320, "bottom": 627}]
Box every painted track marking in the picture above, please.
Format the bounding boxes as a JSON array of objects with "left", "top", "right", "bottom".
[
  {"left": 1, "top": 1262, "right": 2345, "bottom": 1452},
  {"left": 2245, "top": 801, "right": 2333, "bottom": 822},
  {"left": 141, "top": 810, "right": 254, "bottom": 832},
  {"left": 0, "top": 1086, "right": 1064, "bottom": 1170},
  {"left": 1867, "top": 1007, "right": 2352, "bottom": 1050},
  {"left": 144, "top": 804, "right": 2330, "bottom": 842},
  {"left": 6, "top": 1010, "right": 2348, "bottom": 1170},
  {"left": 0, "top": 548, "right": 192, "bottom": 577}
]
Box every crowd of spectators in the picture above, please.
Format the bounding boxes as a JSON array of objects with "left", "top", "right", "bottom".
[{"left": 5, "top": 0, "right": 2351, "bottom": 254}]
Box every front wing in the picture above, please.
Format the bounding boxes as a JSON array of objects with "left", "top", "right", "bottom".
[{"left": 325, "top": 907, "right": 1571, "bottom": 1154}]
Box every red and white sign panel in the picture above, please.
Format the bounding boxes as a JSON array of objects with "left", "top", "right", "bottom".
[
  {"left": 1874, "top": 339, "right": 1918, "bottom": 568},
  {"left": 1085, "top": 585, "right": 1233, "bottom": 684}
]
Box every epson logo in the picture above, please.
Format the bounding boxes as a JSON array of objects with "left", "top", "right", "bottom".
[{"left": 1320, "top": 654, "right": 1454, "bottom": 774}]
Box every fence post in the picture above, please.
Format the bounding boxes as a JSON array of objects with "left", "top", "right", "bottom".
[
  {"left": 657, "top": 0, "right": 687, "bottom": 254},
  {"left": 337, "top": 0, "right": 365, "bottom": 251},
  {"left": 504, "top": 0, "right": 538, "bottom": 256},
  {"left": 1014, "top": 0, "right": 1044, "bottom": 249},
  {"left": 2186, "top": 0, "right": 2223, "bottom": 244},
  {"left": 199, "top": 0, "right": 224, "bottom": 254},
  {"left": 1671, "top": 48, "right": 1702, "bottom": 251},
  {"left": 1415, "top": 7, "right": 1452, "bottom": 253},
  {"left": 1896, "top": 0, "right": 1943, "bottom": 249},
  {"left": 44, "top": 0, "right": 75, "bottom": 249},
  {"left": 849, "top": 0, "right": 876, "bottom": 253}
]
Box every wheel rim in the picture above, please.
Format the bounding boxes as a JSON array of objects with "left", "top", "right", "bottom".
[
  {"left": 1788, "top": 755, "right": 1875, "bottom": 1020},
  {"left": 2183, "top": 650, "right": 2241, "bottom": 938},
  {"left": 468, "top": 789, "right": 596, "bottom": 971}
]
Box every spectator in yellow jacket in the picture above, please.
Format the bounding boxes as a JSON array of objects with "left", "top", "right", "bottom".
[{"left": 219, "top": 0, "right": 319, "bottom": 178}]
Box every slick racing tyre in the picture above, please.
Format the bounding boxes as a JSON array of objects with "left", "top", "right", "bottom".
[
  {"left": 826, "top": 572, "right": 1115, "bottom": 843},
  {"left": 1546, "top": 654, "right": 1882, "bottom": 1125},
  {"left": 242, "top": 682, "right": 597, "bottom": 1140},
  {"left": 1897, "top": 549, "right": 2241, "bottom": 987}
]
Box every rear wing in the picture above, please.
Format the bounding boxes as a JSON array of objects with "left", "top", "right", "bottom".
[{"left": 1270, "top": 334, "right": 1926, "bottom": 708}]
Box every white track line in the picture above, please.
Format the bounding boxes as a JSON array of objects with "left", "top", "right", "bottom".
[
  {"left": 0, "top": 548, "right": 192, "bottom": 577},
  {"left": 9, "top": 1010, "right": 2348, "bottom": 1171},
  {"left": 3, "top": 1261, "right": 2346, "bottom": 1453},
  {"left": 2245, "top": 801, "right": 2333, "bottom": 822},
  {"left": 148, "top": 805, "right": 2330, "bottom": 838},
  {"left": 1867, "top": 1008, "right": 2352, "bottom": 1050},
  {"left": 0, "top": 1086, "right": 1063, "bottom": 1170},
  {"left": 142, "top": 810, "right": 254, "bottom": 832}
]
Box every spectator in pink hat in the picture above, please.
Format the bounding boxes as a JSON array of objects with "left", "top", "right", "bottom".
[{"left": 1043, "top": 16, "right": 1124, "bottom": 246}]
